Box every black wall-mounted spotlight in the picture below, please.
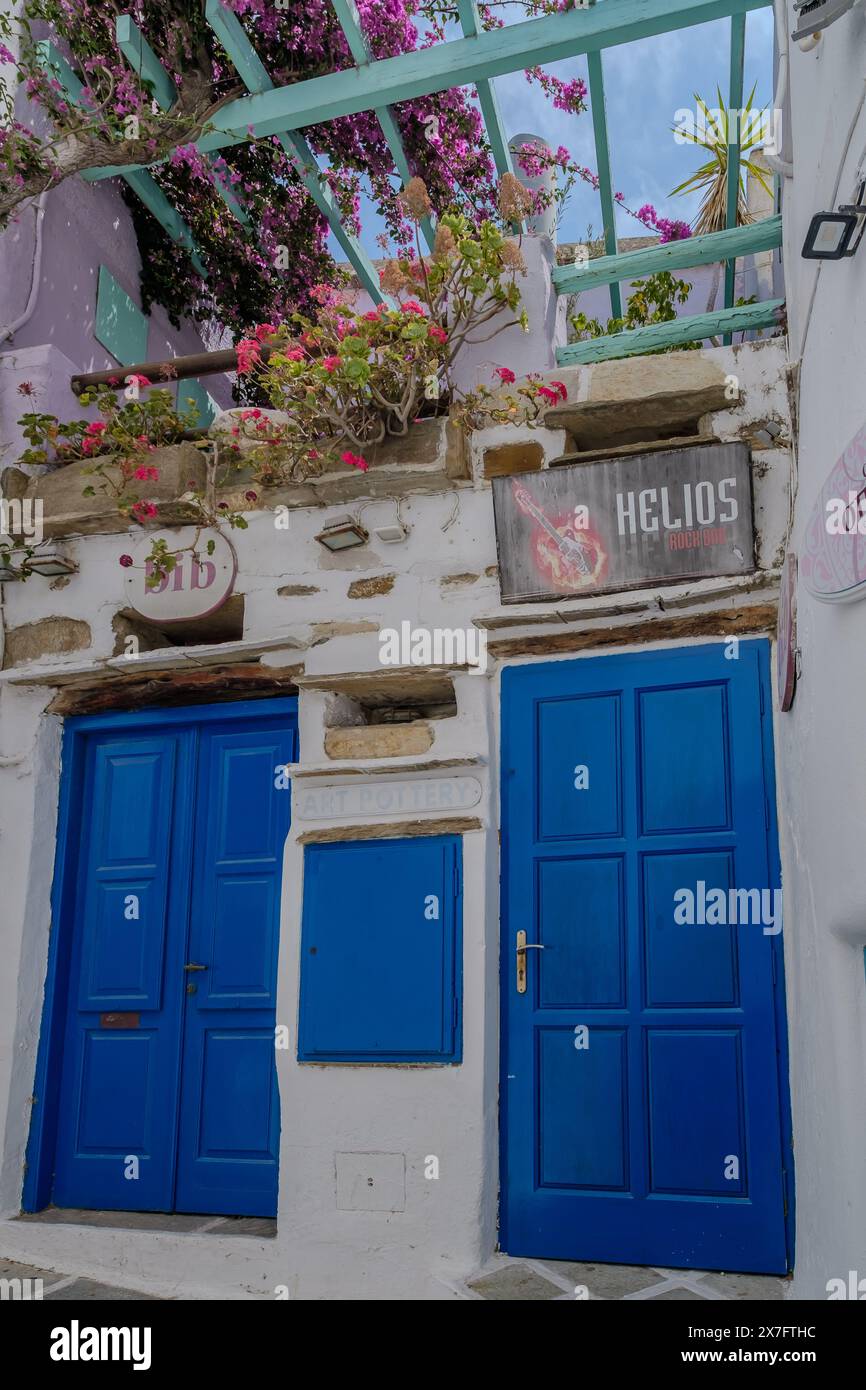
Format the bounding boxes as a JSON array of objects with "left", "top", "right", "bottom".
[{"left": 802, "top": 182, "right": 866, "bottom": 260}]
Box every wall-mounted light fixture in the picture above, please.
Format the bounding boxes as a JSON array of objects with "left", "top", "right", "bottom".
[
  {"left": 0, "top": 544, "right": 78, "bottom": 581},
  {"left": 314, "top": 514, "right": 369, "bottom": 552},
  {"left": 802, "top": 183, "right": 866, "bottom": 260},
  {"left": 27, "top": 549, "right": 78, "bottom": 578}
]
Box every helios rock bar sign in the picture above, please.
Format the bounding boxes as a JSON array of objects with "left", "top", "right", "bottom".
[{"left": 492, "top": 442, "right": 754, "bottom": 603}]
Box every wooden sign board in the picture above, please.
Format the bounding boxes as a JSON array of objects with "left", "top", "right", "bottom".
[{"left": 491, "top": 442, "right": 755, "bottom": 604}]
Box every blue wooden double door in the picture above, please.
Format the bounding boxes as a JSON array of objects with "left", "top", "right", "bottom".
[
  {"left": 49, "top": 699, "right": 296, "bottom": 1217},
  {"left": 501, "top": 642, "right": 791, "bottom": 1273}
]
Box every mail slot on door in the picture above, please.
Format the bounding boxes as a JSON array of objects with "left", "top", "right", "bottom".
[{"left": 100, "top": 1012, "right": 140, "bottom": 1029}]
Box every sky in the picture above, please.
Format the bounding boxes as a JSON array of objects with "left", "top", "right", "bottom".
[{"left": 331, "top": 8, "right": 775, "bottom": 261}]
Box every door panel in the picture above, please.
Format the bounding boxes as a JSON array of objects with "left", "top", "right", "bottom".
[
  {"left": 174, "top": 720, "right": 295, "bottom": 1216},
  {"left": 501, "top": 642, "right": 790, "bottom": 1274},
  {"left": 53, "top": 733, "right": 193, "bottom": 1211}
]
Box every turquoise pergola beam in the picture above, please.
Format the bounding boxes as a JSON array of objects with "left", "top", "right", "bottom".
[
  {"left": 85, "top": 0, "right": 771, "bottom": 176},
  {"left": 35, "top": 41, "right": 207, "bottom": 276},
  {"left": 205, "top": 0, "right": 770, "bottom": 141},
  {"left": 586, "top": 50, "right": 621, "bottom": 320},
  {"left": 456, "top": 0, "right": 521, "bottom": 234},
  {"left": 556, "top": 297, "right": 784, "bottom": 363},
  {"left": 723, "top": 12, "right": 746, "bottom": 340},
  {"left": 329, "top": 0, "right": 435, "bottom": 250},
  {"left": 115, "top": 15, "right": 249, "bottom": 225},
  {"left": 205, "top": 0, "right": 390, "bottom": 304},
  {"left": 553, "top": 213, "right": 782, "bottom": 294},
  {"left": 456, "top": 0, "right": 515, "bottom": 179}
]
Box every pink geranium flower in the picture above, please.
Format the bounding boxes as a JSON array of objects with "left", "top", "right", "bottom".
[
  {"left": 496, "top": 367, "right": 516, "bottom": 385},
  {"left": 322, "top": 355, "right": 342, "bottom": 372}
]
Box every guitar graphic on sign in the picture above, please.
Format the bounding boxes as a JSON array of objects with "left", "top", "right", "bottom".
[{"left": 511, "top": 481, "right": 608, "bottom": 593}]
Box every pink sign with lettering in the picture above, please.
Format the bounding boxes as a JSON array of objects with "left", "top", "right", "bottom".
[{"left": 123, "top": 527, "right": 237, "bottom": 623}]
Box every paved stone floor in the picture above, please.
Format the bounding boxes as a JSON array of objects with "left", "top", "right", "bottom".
[
  {"left": 16, "top": 1207, "right": 277, "bottom": 1237},
  {"left": 1, "top": 1257, "right": 164, "bottom": 1300},
  {"left": 460, "top": 1255, "right": 789, "bottom": 1301}
]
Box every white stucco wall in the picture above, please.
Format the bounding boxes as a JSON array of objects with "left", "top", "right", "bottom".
[{"left": 773, "top": 7, "right": 866, "bottom": 1300}]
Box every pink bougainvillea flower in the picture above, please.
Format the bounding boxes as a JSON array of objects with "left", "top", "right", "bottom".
[
  {"left": 550, "top": 380, "right": 568, "bottom": 401},
  {"left": 322, "top": 355, "right": 342, "bottom": 372},
  {"left": 340, "top": 450, "right": 368, "bottom": 472},
  {"left": 495, "top": 367, "right": 516, "bottom": 385},
  {"left": 118, "top": 554, "right": 133, "bottom": 568},
  {"left": 235, "top": 338, "right": 261, "bottom": 374}
]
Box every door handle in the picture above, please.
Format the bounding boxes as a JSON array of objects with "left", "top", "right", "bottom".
[
  {"left": 516, "top": 930, "right": 545, "bottom": 994},
  {"left": 183, "top": 962, "right": 208, "bottom": 971}
]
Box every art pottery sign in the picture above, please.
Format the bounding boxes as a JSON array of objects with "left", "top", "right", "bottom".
[
  {"left": 296, "top": 776, "right": 483, "bottom": 821},
  {"left": 492, "top": 443, "right": 754, "bottom": 604},
  {"left": 801, "top": 422, "right": 866, "bottom": 602},
  {"left": 123, "top": 527, "right": 237, "bottom": 623}
]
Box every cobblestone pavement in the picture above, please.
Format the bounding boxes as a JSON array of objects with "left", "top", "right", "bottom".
[
  {"left": 1, "top": 1252, "right": 789, "bottom": 1302},
  {"left": 1, "top": 1257, "right": 164, "bottom": 1300},
  {"left": 459, "top": 1256, "right": 788, "bottom": 1301}
]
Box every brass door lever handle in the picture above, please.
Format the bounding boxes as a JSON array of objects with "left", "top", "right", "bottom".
[{"left": 516, "top": 931, "right": 545, "bottom": 993}]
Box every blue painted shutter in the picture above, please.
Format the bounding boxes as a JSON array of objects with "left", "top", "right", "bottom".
[{"left": 299, "top": 836, "right": 462, "bottom": 1062}]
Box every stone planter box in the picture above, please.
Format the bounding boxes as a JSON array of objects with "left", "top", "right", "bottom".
[{"left": 3, "top": 442, "right": 208, "bottom": 540}]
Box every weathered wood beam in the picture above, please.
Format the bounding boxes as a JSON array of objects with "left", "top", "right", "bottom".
[
  {"left": 586, "top": 49, "right": 621, "bottom": 319},
  {"left": 556, "top": 298, "right": 784, "bottom": 363},
  {"left": 553, "top": 214, "right": 782, "bottom": 294},
  {"left": 724, "top": 12, "right": 746, "bottom": 338}
]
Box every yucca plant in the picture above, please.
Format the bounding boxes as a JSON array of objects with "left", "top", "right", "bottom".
[{"left": 670, "top": 86, "right": 773, "bottom": 234}]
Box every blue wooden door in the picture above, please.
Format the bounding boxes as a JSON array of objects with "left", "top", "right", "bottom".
[
  {"left": 174, "top": 719, "right": 294, "bottom": 1215},
  {"left": 500, "top": 642, "right": 791, "bottom": 1274},
  {"left": 50, "top": 700, "right": 295, "bottom": 1217}
]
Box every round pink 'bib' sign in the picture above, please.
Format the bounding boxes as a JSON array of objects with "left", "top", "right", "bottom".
[{"left": 123, "top": 527, "right": 237, "bottom": 624}]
